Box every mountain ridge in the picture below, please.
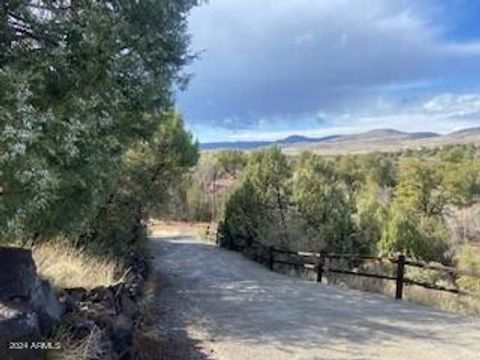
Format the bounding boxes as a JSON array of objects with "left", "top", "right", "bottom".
[{"left": 200, "top": 127, "right": 480, "bottom": 152}]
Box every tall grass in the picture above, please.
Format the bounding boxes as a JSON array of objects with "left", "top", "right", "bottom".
[{"left": 33, "top": 242, "right": 118, "bottom": 290}]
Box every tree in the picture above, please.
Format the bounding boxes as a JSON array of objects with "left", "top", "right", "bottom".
[
  {"left": 441, "top": 156, "right": 480, "bottom": 244},
  {"left": 85, "top": 111, "right": 198, "bottom": 254},
  {"left": 246, "top": 147, "right": 291, "bottom": 244},
  {"left": 379, "top": 157, "right": 449, "bottom": 261},
  {"left": 379, "top": 202, "right": 449, "bottom": 262},
  {"left": 394, "top": 157, "right": 445, "bottom": 216},
  {"left": 292, "top": 153, "right": 357, "bottom": 253},
  {"left": 0, "top": 1, "right": 198, "bottom": 248},
  {"left": 219, "top": 179, "right": 265, "bottom": 249},
  {"left": 355, "top": 180, "right": 390, "bottom": 254},
  {"left": 216, "top": 150, "right": 248, "bottom": 177}
]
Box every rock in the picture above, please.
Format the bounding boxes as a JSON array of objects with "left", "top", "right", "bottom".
[
  {"left": 126, "top": 275, "right": 145, "bottom": 299},
  {"left": 59, "top": 293, "right": 77, "bottom": 313},
  {"left": 63, "top": 287, "right": 88, "bottom": 303},
  {"left": 120, "top": 295, "right": 138, "bottom": 319},
  {"left": 30, "top": 279, "right": 64, "bottom": 332},
  {"left": 0, "top": 303, "right": 40, "bottom": 339},
  {"left": 0, "top": 303, "right": 42, "bottom": 360},
  {"left": 110, "top": 314, "right": 134, "bottom": 358},
  {"left": 0, "top": 248, "right": 37, "bottom": 301},
  {"left": 0, "top": 247, "right": 64, "bottom": 341}
]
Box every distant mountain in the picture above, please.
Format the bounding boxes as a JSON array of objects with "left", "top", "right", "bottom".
[
  {"left": 200, "top": 127, "right": 480, "bottom": 153},
  {"left": 324, "top": 129, "right": 439, "bottom": 144},
  {"left": 445, "top": 127, "right": 480, "bottom": 140},
  {"left": 200, "top": 134, "right": 340, "bottom": 150}
]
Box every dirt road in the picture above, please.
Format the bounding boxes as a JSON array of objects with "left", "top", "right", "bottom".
[{"left": 148, "top": 235, "right": 480, "bottom": 360}]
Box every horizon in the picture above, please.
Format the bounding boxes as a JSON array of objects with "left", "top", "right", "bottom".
[
  {"left": 178, "top": 1, "right": 480, "bottom": 143},
  {"left": 199, "top": 125, "right": 478, "bottom": 144}
]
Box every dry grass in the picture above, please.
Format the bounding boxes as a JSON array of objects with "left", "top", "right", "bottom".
[
  {"left": 46, "top": 321, "right": 113, "bottom": 360},
  {"left": 33, "top": 242, "right": 118, "bottom": 290},
  {"left": 327, "top": 273, "right": 480, "bottom": 317},
  {"left": 149, "top": 219, "right": 217, "bottom": 242},
  {"left": 272, "top": 260, "right": 480, "bottom": 316}
]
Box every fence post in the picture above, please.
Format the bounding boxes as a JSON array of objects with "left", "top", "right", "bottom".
[
  {"left": 316, "top": 253, "right": 325, "bottom": 283},
  {"left": 268, "top": 246, "right": 274, "bottom": 271},
  {"left": 395, "top": 254, "right": 406, "bottom": 300}
]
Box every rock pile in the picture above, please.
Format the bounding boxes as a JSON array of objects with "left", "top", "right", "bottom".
[{"left": 60, "top": 251, "right": 150, "bottom": 359}]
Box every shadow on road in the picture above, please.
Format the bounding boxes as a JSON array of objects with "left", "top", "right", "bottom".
[{"left": 147, "top": 236, "right": 480, "bottom": 359}]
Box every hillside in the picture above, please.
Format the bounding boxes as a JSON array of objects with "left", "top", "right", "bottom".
[
  {"left": 201, "top": 127, "right": 480, "bottom": 154},
  {"left": 200, "top": 134, "right": 340, "bottom": 150},
  {"left": 445, "top": 127, "right": 480, "bottom": 141}
]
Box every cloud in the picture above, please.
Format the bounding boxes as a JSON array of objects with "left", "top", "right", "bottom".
[
  {"left": 178, "top": 0, "right": 480, "bottom": 139},
  {"left": 423, "top": 94, "right": 480, "bottom": 119}
]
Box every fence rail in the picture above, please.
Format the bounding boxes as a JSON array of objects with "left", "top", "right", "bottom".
[{"left": 228, "top": 240, "right": 480, "bottom": 300}]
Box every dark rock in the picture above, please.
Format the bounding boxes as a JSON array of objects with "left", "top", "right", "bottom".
[
  {"left": 120, "top": 295, "right": 138, "bottom": 319},
  {"left": 63, "top": 287, "right": 88, "bottom": 303},
  {"left": 59, "top": 293, "right": 77, "bottom": 313},
  {"left": 90, "top": 286, "right": 115, "bottom": 304},
  {"left": 0, "top": 247, "right": 63, "bottom": 345},
  {"left": 126, "top": 275, "right": 145, "bottom": 299},
  {"left": 0, "top": 248, "right": 37, "bottom": 301},
  {"left": 30, "top": 279, "right": 64, "bottom": 333},
  {"left": 0, "top": 303, "right": 40, "bottom": 339},
  {"left": 0, "top": 303, "right": 42, "bottom": 360},
  {"left": 111, "top": 314, "right": 134, "bottom": 358}
]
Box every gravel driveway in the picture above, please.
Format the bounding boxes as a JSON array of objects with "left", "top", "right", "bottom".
[{"left": 148, "top": 236, "right": 480, "bottom": 360}]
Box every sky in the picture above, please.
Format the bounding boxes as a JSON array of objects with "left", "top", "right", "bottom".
[{"left": 177, "top": 0, "right": 480, "bottom": 143}]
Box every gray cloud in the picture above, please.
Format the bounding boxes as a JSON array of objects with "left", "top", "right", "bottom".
[{"left": 179, "top": 0, "right": 480, "bottom": 132}]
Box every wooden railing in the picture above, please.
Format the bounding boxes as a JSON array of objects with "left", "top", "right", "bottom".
[{"left": 226, "top": 240, "right": 480, "bottom": 300}]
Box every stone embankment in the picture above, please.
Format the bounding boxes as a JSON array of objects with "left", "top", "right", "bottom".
[{"left": 0, "top": 247, "right": 149, "bottom": 360}]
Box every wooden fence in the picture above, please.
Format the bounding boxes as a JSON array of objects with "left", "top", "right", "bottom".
[{"left": 227, "top": 240, "right": 480, "bottom": 300}]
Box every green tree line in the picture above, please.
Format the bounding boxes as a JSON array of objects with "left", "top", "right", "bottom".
[{"left": 218, "top": 145, "right": 480, "bottom": 266}]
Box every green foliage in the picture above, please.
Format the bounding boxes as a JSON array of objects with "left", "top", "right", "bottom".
[
  {"left": 395, "top": 157, "right": 445, "bottom": 216},
  {"left": 218, "top": 144, "right": 480, "bottom": 265},
  {"left": 216, "top": 150, "right": 248, "bottom": 176},
  {"left": 379, "top": 157, "right": 450, "bottom": 261},
  {"left": 293, "top": 153, "right": 357, "bottom": 253},
  {"left": 441, "top": 159, "right": 480, "bottom": 208},
  {"left": 379, "top": 202, "right": 449, "bottom": 261},
  {"left": 457, "top": 245, "right": 480, "bottom": 290},
  {"left": 219, "top": 148, "right": 292, "bottom": 248},
  {"left": 219, "top": 180, "right": 265, "bottom": 249},
  {"left": 0, "top": 1, "right": 198, "bottom": 253},
  {"left": 84, "top": 112, "right": 198, "bottom": 255},
  {"left": 355, "top": 181, "right": 389, "bottom": 253}
]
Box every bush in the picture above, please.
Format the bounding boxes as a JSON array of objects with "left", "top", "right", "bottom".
[{"left": 457, "top": 245, "right": 480, "bottom": 291}]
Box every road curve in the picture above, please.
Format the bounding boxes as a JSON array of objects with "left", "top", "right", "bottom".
[{"left": 148, "top": 236, "right": 480, "bottom": 360}]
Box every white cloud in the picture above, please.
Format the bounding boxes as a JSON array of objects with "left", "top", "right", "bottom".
[
  {"left": 423, "top": 94, "right": 480, "bottom": 119},
  {"left": 180, "top": 0, "right": 480, "bottom": 140}
]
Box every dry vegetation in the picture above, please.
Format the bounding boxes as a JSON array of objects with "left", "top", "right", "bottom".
[
  {"left": 149, "top": 219, "right": 218, "bottom": 242},
  {"left": 282, "top": 129, "right": 480, "bottom": 155},
  {"left": 327, "top": 273, "right": 480, "bottom": 316},
  {"left": 33, "top": 242, "right": 119, "bottom": 290},
  {"left": 273, "top": 263, "right": 480, "bottom": 317}
]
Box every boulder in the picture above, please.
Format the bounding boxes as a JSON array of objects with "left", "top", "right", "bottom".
[
  {"left": 0, "top": 248, "right": 37, "bottom": 301},
  {"left": 0, "top": 303, "right": 40, "bottom": 339},
  {"left": 0, "top": 247, "right": 64, "bottom": 352},
  {"left": 110, "top": 314, "right": 134, "bottom": 358},
  {"left": 30, "top": 279, "right": 64, "bottom": 332},
  {"left": 0, "top": 303, "right": 42, "bottom": 360}
]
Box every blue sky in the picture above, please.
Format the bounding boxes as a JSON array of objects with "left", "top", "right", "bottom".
[{"left": 177, "top": 0, "right": 480, "bottom": 143}]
